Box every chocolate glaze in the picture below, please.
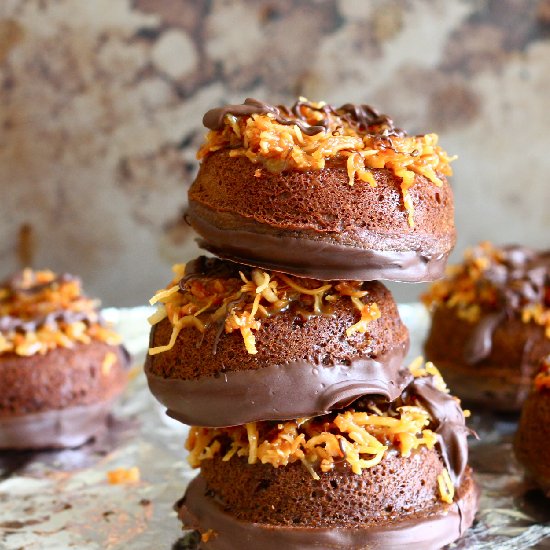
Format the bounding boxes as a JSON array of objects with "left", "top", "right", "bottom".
[
  {"left": 0, "top": 398, "right": 117, "bottom": 450},
  {"left": 0, "top": 310, "right": 102, "bottom": 334},
  {"left": 179, "top": 256, "right": 243, "bottom": 289},
  {"left": 177, "top": 473, "right": 479, "bottom": 550},
  {"left": 145, "top": 343, "right": 411, "bottom": 427},
  {"left": 1, "top": 272, "right": 78, "bottom": 296},
  {"left": 191, "top": 215, "right": 448, "bottom": 282},
  {"left": 0, "top": 271, "right": 106, "bottom": 335},
  {"left": 203, "top": 98, "right": 404, "bottom": 138},
  {"left": 410, "top": 377, "right": 472, "bottom": 485},
  {"left": 463, "top": 312, "right": 504, "bottom": 365},
  {"left": 461, "top": 245, "right": 550, "bottom": 365}
]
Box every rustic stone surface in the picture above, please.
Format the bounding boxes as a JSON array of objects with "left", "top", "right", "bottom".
[{"left": 0, "top": 0, "right": 548, "bottom": 304}]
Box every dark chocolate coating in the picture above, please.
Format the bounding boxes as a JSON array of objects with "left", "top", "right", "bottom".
[
  {"left": 187, "top": 151, "right": 455, "bottom": 282},
  {"left": 0, "top": 398, "right": 118, "bottom": 450},
  {"left": 178, "top": 468, "right": 479, "bottom": 550},
  {"left": 146, "top": 274, "right": 410, "bottom": 425},
  {"left": 145, "top": 344, "right": 410, "bottom": 427},
  {"left": 192, "top": 216, "right": 450, "bottom": 283},
  {"left": 410, "top": 376, "right": 472, "bottom": 485}
]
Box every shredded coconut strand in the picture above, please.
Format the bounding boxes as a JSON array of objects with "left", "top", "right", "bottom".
[
  {"left": 148, "top": 264, "right": 379, "bottom": 356},
  {"left": 185, "top": 359, "right": 463, "bottom": 504},
  {"left": 437, "top": 468, "right": 455, "bottom": 504},
  {"left": 198, "top": 101, "right": 455, "bottom": 227}
]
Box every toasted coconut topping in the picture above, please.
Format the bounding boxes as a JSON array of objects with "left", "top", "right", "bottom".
[
  {"left": 422, "top": 242, "right": 550, "bottom": 337},
  {"left": 198, "top": 98, "right": 455, "bottom": 227},
  {"left": 408, "top": 356, "right": 449, "bottom": 393},
  {"left": 107, "top": 466, "right": 140, "bottom": 484},
  {"left": 0, "top": 269, "right": 121, "bottom": 357},
  {"left": 201, "top": 530, "right": 216, "bottom": 543},
  {"left": 437, "top": 467, "right": 455, "bottom": 504},
  {"left": 148, "top": 258, "right": 381, "bottom": 356},
  {"left": 534, "top": 356, "right": 550, "bottom": 392},
  {"left": 185, "top": 360, "right": 466, "bottom": 504}
]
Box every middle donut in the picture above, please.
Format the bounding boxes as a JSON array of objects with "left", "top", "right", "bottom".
[{"left": 145, "top": 256, "right": 410, "bottom": 427}]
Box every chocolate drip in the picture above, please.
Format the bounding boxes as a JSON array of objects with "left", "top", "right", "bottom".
[
  {"left": 462, "top": 245, "right": 550, "bottom": 364},
  {"left": 211, "top": 296, "right": 246, "bottom": 355},
  {"left": 410, "top": 376, "right": 472, "bottom": 485},
  {"left": 1, "top": 272, "right": 78, "bottom": 297},
  {"left": 483, "top": 245, "right": 548, "bottom": 312},
  {"left": 0, "top": 310, "right": 101, "bottom": 335},
  {"left": 463, "top": 312, "right": 504, "bottom": 364},
  {"left": 203, "top": 98, "right": 404, "bottom": 137},
  {"left": 0, "top": 270, "right": 102, "bottom": 335},
  {"left": 179, "top": 256, "right": 245, "bottom": 288}
]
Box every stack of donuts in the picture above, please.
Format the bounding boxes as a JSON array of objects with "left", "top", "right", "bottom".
[{"left": 144, "top": 99, "right": 479, "bottom": 549}]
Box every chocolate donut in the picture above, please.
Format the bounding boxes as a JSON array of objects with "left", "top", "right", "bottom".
[
  {"left": 145, "top": 257, "right": 410, "bottom": 426},
  {"left": 514, "top": 357, "right": 550, "bottom": 496},
  {"left": 177, "top": 363, "right": 478, "bottom": 549},
  {"left": 187, "top": 99, "right": 456, "bottom": 282},
  {"left": 0, "top": 269, "right": 129, "bottom": 449},
  {"left": 423, "top": 242, "right": 550, "bottom": 411}
]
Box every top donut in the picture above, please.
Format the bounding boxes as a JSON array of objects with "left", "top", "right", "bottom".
[{"left": 187, "top": 98, "right": 456, "bottom": 282}]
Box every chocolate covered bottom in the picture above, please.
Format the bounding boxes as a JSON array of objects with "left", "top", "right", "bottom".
[
  {"left": 191, "top": 214, "right": 449, "bottom": 283},
  {"left": 178, "top": 473, "right": 479, "bottom": 550},
  {"left": 145, "top": 343, "right": 410, "bottom": 427},
  {"left": 0, "top": 397, "right": 119, "bottom": 450}
]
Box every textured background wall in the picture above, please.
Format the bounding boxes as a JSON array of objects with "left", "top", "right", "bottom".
[{"left": 0, "top": 0, "right": 549, "bottom": 305}]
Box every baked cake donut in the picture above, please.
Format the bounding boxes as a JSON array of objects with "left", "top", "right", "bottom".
[
  {"left": 177, "top": 360, "right": 479, "bottom": 549},
  {"left": 145, "top": 256, "right": 410, "bottom": 426},
  {"left": 187, "top": 98, "right": 456, "bottom": 282},
  {"left": 423, "top": 242, "right": 550, "bottom": 411},
  {"left": 0, "top": 269, "right": 129, "bottom": 449},
  {"left": 514, "top": 356, "right": 550, "bottom": 496}
]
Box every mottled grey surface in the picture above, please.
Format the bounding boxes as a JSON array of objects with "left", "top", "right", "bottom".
[{"left": 0, "top": 0, "right": 549, "bottom": 305}]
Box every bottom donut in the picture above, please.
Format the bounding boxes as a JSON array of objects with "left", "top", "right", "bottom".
[
  {"left": 176, "top": 361, "right": 479, "bottom": 549},
  {"left": 178, "top": 468, "right": 478, "bottom": 550},
  {"left": 0, "top": 342, "right": 129, "bottom": 450},
  {"left": 0, "top": 397, "right": 120, "bottom": 450}
]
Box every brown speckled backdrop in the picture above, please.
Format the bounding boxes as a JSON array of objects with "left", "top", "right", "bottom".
[{"left": 1, "top": 0, "right": 549, "bottom": 305}]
